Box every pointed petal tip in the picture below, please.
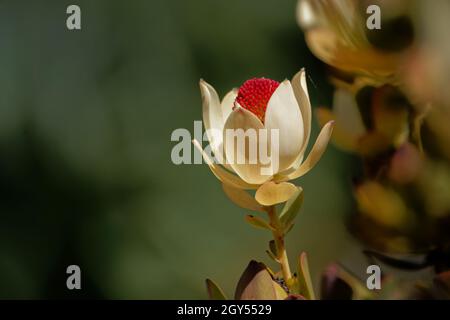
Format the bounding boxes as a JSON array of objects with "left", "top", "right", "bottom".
[
  {"left": 199, "top": 80, "right": 207, "bottom": 92},
  {"left": 199, "top": 79, "right": 213, "bottom": 91},
  {"left": 293, "top": 68, "right": 306, "bottom": 79},
  {"left": 284, "top": 119, "right": 335, "bottom": 180},
  {"left": 318, "top": 117, "right": 335, "bottom": 129},
  {"left": 326, "top": 120, "right": 335, "bottom": 133},
  {"left": 199, "top": 79, "right": 209, "bottom": 89}
]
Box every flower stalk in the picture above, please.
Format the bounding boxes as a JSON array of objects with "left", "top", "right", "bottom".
[{"left": 266, "top": 205, "right": 293, "bottom": 289}]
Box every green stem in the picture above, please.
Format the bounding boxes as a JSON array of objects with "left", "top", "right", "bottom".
[{"left": 266, "top": 206, "right": 293, "bottom": 287}]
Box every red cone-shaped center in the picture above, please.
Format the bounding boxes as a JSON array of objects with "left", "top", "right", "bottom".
[{"left": 235, "top": 78, "right": 280, "bottom": 123}]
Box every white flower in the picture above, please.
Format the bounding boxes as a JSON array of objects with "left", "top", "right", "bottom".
[{"left": 194, "top": 69, "right": 334, "bottom": 207}]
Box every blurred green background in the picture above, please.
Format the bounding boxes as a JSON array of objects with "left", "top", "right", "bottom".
[{"left": 0, "top": 0, "right": 363, "bottom": 299}]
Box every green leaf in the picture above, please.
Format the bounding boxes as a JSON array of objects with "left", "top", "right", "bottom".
[
  {"left": 206, "top": 278, "right": 227, "bottom": 300},
  {"left": 279, "top": 187, "right": 304, "bottom": 232},
  {"left": 285, "top": 222, "right": 294, "bottom": 234},
  {"left": 298, "top": 252, "right": 316, "bottom": 300},
  {"left": 265, "top": 250, "right": 279, "bottom": 263},
  {"left": 266, "top": 240, "right": 280, "bottom": 262},
  {"left": 245, "top": 215, "right": 274, "bottom": 231},
  {"left": 268, "top": 240, "right": 278, "bottom": 257}
]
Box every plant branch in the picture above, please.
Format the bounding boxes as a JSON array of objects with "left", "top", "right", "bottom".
[{"left": 266, "top": 205, "right": 293, "bottom": 288}]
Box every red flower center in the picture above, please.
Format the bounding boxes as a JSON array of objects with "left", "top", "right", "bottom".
[{"left": 235, "top": 78, "right": 280, "bottom": 123}]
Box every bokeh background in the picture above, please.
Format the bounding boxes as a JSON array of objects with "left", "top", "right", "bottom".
[{"left": 0, "top": 0, "right": 420, "bottom": 299}]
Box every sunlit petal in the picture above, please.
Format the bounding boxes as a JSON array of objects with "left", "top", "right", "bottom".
[
  {"left": 200, "top": 79, "right": 224, "bottom": 154},
  {"left": 255, "top": 181, "right": 298, "bottom": 206},
  {"left": 223, "top": 106, "right": 272, "bottom": 185},
  {"left": 192, "top": 139, "right": 258, "bottom": 190},
  {"left": 291, "top": 69, "right": 312, "bottom": 161},
  {"left": 265, "top": 80, "right": 304, "bottom": 173},
  {"left": 285, "top": 121, "right": 334, "bottom": 180},
  {"left": 221, "top": 88, "right": 238, "bottom": 123},
  {"left": 222, "top": 183, "right": 264, "bottom": 212}
]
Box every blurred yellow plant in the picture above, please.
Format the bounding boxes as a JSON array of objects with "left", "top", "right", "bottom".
[
  {"left": 316, "top": 85, "right": 409, "bottom": 156},
  {"left": 296, "top": 0, "right": 403, "bottom": 85}
]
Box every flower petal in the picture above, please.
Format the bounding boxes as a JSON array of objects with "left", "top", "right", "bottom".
[
  {"left": 333, "top": 89, "right": 366, "bottom": 138},
  {"left": 192, "top": 139, "right": 258, "bottom": 190},
  {"left": 292, "top": 69, "right": 312, "bottom": 158},
  {"left": 296, "top": 0, "right": 316, "bottom": 29},
  {"left": 255, "top": 181, "right": 298, "bottom": 206},
  {"left": 222, "top": 183, "right": 264, "bottom": 212},
  {"left": 218, "top": 89, "right": 239, "bottom": 171},
  {"left": 221, "top": 88, "right": 238, "bottom": 123},
  {"left": 285, "top": 121, "right": 334, "bottom": 180},
  {"left": 200, "top": 79, "right": 224, "bottom": 154},
  {"left": 223, "top": 106, "right": 272, "bottom": 185},
  {"left": 265, "top": 80, "right": 304, "bottom": 173},
  {"left": 285, "top": 69, "right": 312, "bottom": 174}
]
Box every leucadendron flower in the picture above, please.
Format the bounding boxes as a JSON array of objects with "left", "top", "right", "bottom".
[
  {"left": 296, "top": 0, "right": 403, "bottom": 85},
  {"left": 193, "top": 69, "right": 334, "bottom": 207}
]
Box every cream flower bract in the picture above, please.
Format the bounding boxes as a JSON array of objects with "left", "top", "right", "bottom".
[{"left": 194, "top": 69, "right": 334, "bottom": 206}]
